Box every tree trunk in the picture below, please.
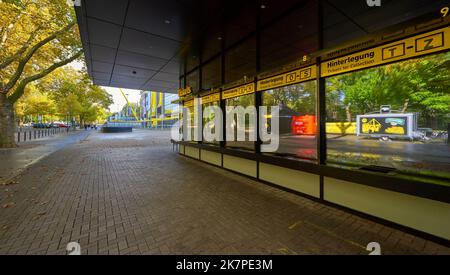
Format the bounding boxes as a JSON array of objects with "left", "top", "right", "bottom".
[
  {"left": 345, "top": 104, "right": 352, "bottom": 122},
  {"left": 0, "top": 93, "right": 17, "bottom": 148}
]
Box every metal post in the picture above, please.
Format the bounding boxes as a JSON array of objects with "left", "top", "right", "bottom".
[
  {"left": 24, "top": 131, "right": 26, "bottom": 141},
  {"left": 34, "top": 130, "right": 36, "bottom": 140},
  {"left": 18, "top": 131, "right": 20, "bottom": 142}
]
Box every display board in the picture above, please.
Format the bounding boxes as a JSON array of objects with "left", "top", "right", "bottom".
[
  {"left": 257, "top": 65, "right": 317, "bottom": 91},
  {"left": 201, "top": 93, "right": 220, "bottom": 104},
  {"left": 356, "top": 113, "right": 416, "bottom": 138},
  {"left": 321, "top": 27, "right": 450, "bottom": 77},
  {"left": 222, "top": 83, "right": 256, "bottom": 100}
]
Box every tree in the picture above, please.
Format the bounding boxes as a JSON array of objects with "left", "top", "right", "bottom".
[
  {"left": 325, "top": 51, "right": 450, "bottom": 130},
  {"left": 41, "top": 67, "right": 113, "bottom": 126},
  {"left": 0, "top": 0, "right": 83, "bottom": 147}
]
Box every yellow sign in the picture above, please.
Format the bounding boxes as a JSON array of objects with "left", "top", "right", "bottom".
[
  {"left": 201, "top": 93, "right": 220, "bottom": 104},
  {"left": 321, "top": 26, "right": 450, "bottom": 77},
  {"left": 222, "top": 83, "right": 255, "bottom": 100},
  {"left": 184, "top": 99, "right": 194, "bottom": 108},
  {"left": 178, "top": 87, "right": 192, "bottom": 97},
  {"left": 362, "top": 118, "right": 381, "bottom": 134},
  {"left": 257, "top": 65, "right": 317, "bottom": 91}
]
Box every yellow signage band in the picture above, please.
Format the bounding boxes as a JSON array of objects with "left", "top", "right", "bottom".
[
  {"left": 201, "top": 93, "right": 220, "bottom": 105},
  {"left": 257, "top": 65, "right": 317, "bottom": 91},
  {"left": 178, "top": 87, "right": 192, "bottom": 97},
  {"left": 184, "top": 99, "right": 195, "bottom": 107},
  {"left": 221, "top": 83, "right": 256, "bottom": 100},
  {"left": 321, "top": 26, "right": 450, "bottom": 77}
]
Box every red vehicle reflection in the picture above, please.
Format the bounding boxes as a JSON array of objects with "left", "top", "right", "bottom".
[{"left": 291, "top": 115, "right": 316, "bottom": 135}]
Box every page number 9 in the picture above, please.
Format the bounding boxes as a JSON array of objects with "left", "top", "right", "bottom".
[{"left": 442, "top": 7, "right": 449, "bottom": 17}]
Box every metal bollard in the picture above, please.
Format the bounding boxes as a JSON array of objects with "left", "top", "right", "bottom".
[
  {"left": 18, "top": 131, "right": 20, "bottom": 142},
  {"left": 24, "top": 131, "right": 26, "bottom": 141},
  {"left": 34, "top": 130, "right": 36, "bottom": 140}
]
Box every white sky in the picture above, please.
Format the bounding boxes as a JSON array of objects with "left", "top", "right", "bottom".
[{"left": 68, "top": 61, "right": 141, "bottom": 113}]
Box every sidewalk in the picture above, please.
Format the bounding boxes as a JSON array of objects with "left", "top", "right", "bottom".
[
  {"left": 0, "top": 130, "right": 90, "bottom": 185},
  {"left": 0, "top": 129, "right": 448, "bottom": 255}
]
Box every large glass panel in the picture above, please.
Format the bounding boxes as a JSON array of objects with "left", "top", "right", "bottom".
[
  {"left": 224, "top": 36, "right": 257, "bottom": 83},
  {"left": 262, "top": 80, "right": 317, "bottom": 161},
  {"left": 186, "top": 70, "right": 199, "bottom": 93},
  {"left": 225, "top": 94, "right": 255, "bottom": 151},
  {"left": 185, "top": 103, "right": 196, "bottom": 143},
  {"left": 326, "top": 51, "right": 450, "bottom": 184},
  {"left": 202, "top": 100, "right": 220, "bottom": 145},
  {"left": 261, "top": 0, "right": 319, "bottom": 71},
  {"left": 202, "top": 58, "right": 221, "bottom": 90},
  {"left": 163, "top": 94, "right": 179, "bottom": 129},
  {"left": 224, "top": 0, "right": 256, "bottom": 47},
  {"left": 323, "top": 0, "right": 445, "bottom": 48}
]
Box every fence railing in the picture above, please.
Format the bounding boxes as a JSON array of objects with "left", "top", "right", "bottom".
[{"left": 15, "top": 127, "right": 71, "bottom": 143}]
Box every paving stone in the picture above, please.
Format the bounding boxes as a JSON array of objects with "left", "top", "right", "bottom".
[{"left": 0, "top": 130, "right": 448, "bottom": 255}]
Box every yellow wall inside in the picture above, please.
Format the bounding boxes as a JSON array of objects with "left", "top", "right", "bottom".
[
  {"left": 259, "top": 163, "right": 320, "bottom": 198},
  {"left": 185, "top": 146, "right": 200, "bottom": 159},
  {"left": 200, "top": 150, "right": 222, "bottom": 166},
  {"left": 324, "top": 177, "right": 450, "bottom": 240},
  {"left": 223, "top": 155, "right": 257, "bottom": 177}
]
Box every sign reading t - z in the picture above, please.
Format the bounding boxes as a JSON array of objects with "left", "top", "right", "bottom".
[{"left": 321, "top": 27, "right": 450, "bottom": 77}]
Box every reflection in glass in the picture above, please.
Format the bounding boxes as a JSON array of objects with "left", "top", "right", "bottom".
[
  {"left": 262, "top": 80, "right": 317, "bottom": 161},
  {"left": 325, "top": 51, "right": 450, "bottom": 183},
  {"left": 225, "top": 94, "right": 255, "bottom": 151},
  {"left": 202, "top": 101, "right": 220, "bottom": 145}
]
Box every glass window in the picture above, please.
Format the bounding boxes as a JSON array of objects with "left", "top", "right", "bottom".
[
  {"left": 224, "top": 0, "right": 256, "bottom": 47},
  {"left": 163, "top": 94, "right": 179, "bottom": 128},
  {"left": 224, "top": 36, "right": 257, "bottom": 84},
  {"left": 261, "top": 0, "right": 319, "bottom": 71},
  {"left": 262, "top": 80, "right": 317, "bottom": 161},
  {"left": 323, "top": 0, "right": 444, "bottom": 48},
  {"left": 184, "top": 102, "right": 196, "bottom": 143},
  {"left": 186, "top": 70, "right": 199, "bottom": 93},
  {"left": 225, "top": 93, "right": 255, "bottom": 151},
  {"left": 202, "top": 58, "right": 221, "bottom": 90},
  {"left": 325, "top": 51, "right": 450, "bottom": 183},
  {"left": 202, "top": 100, "right": 220, "bottom": 145}
]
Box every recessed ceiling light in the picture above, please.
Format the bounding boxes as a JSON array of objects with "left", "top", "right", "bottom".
[
  {"left": 261, "top": 4, "right": 266, "bottom": 9},
  {"left": 217, "top": 37, "right": 222, "bottom": 40},
  {"left": 164, "top": 19, "right": 171, "bottom": 24}
]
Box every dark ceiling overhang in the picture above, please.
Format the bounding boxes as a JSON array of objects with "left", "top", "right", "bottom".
[
  {"left": 75, "top": 0, "right": 449, "bottom": 93},
  {"left": 75, "top": 0, "right": 199, "bottom": 93}
]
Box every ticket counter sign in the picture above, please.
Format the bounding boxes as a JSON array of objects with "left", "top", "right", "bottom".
[
  {"left": 257, "top": 65, "right": 317, "bottom": 91},
  {"left": 201, "top": 93, "right": 220, "bottom": 104},
  {"left": 321, "top": 27, "right": 450, "bottom": 77},
  {"left": 178, "top": 87, "right": 192, "bottom": 97},
  {"left": 184, "top": 99, "right": 194, "bottom": 108},
  {"left": 356, "top": 113, "right": 416, "bottom": 139},
  {"left": 222, "top": 83, "right": 255, "bottom": 100}
]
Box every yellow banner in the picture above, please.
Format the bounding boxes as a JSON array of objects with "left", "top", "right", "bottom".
[
  {"left": 257, "top": 65, "right": 317, "bottom": 91},
  {"left": 222, "top": 83, "right": 255, "bottom": 100},
  {"left": 321, "top": 26, "right": 450, "bottom": 77},
  {"left": 184, "top": 99, "right": 194, "bottom": 108},
  {"left": 178, "top": 87, "right": 192, "bottom": 97},
  {"left": 201, "top": 93, "right": 220, "bottom": 104}
]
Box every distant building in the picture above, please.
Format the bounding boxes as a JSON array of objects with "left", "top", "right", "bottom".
[{"left": 139, "top": 91, "right": 179, "bottom": 128}]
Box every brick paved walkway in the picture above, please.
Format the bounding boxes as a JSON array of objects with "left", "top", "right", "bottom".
[{"left": 0, "top": 129, "right": 448, "bottom": 255}]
